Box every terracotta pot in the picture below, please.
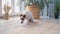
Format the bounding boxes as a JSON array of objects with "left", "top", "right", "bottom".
[
  {"left": 3, "top": 13, "right": 9, "bottom": 20},
  {"left": 26, "top": 5, "right": 40, "bottom": 19}
]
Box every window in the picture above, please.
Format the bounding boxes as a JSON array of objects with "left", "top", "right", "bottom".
[
  {"left": 15, "top": 0, "right": 25, "bottom": 13},
  {"left": 2, "top": 0, "right": 25, "bottom": 14},
  {"left": 2, "top": 0, "right": 12, "bottom": 14},
  {"left": 15, "top": 0, "right": 20, "bottom": 13}
]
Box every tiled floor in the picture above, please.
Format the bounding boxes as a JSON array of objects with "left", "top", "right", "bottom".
[{"left": 0, "top": 17, "right": 60, "bottom": 34}]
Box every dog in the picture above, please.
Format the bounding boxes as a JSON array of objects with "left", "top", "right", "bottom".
[{"left": 20, "top": 10, "right": 34, "bottom": 24}]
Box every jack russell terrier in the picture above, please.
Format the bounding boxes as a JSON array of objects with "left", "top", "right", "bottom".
[{"left": 20, "top": 8, "right": 34, "bottom": 24}]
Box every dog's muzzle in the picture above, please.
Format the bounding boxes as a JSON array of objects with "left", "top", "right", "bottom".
[
  {"left": 21, "top": 19, "right": 24, "bottom": 23},
  {"left": 21, "top": 21, "right": 23, "bottom": 23}
]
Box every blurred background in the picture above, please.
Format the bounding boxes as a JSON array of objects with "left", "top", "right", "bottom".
[{"left": 0, "top": 0, "right": 60, "bottom": 19}]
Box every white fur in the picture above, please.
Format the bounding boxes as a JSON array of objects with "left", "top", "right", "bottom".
[
  {"left": 23, "top": 6, "right": 34, "bottom": 22},
  {"left": 22, "top": 10, "right": 34, "bottom": 22},
  {"left": 20, "top": 19, "right": 29, "bottom": 26},
  {"left": 20, "top": 7, "right": 34, "bottom": 25}
]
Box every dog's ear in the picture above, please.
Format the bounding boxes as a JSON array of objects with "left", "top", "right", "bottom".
[{"left": 20, "top": 14, "right": 22, "bottom": 17}]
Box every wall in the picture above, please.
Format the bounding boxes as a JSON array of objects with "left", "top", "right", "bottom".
[{"left": 0, "top": 0, "right": 2, "bottom": 16}]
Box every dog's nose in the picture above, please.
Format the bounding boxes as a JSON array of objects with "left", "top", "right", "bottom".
[{"left": 21, "top": 22, "right": 23, "bottom": 23}]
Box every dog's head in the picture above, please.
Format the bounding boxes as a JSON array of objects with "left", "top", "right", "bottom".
[{"left": 20, "top": 14, "right": 26, "bottom": 23}]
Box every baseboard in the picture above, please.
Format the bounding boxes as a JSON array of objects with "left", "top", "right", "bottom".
[{"left": 40, "top": 16, "right": 49, "bottom": 19}]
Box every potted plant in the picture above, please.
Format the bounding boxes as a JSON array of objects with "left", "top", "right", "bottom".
[
  {"left": 3, "top": 4, "right": 11, "bottom": 20},
  {"left": 24, "top": 0, "right": 41, "bottom": 19},
  {"left": 54, "top": 0, "right": 60, "bottom": 19}
]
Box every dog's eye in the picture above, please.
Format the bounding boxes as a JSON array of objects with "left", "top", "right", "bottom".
[
  {"left": 23, "top": 15, "right": 26, "bottom": 17},
  {"left": 20, "top": 14, "right": 22, "bottom": 16}
]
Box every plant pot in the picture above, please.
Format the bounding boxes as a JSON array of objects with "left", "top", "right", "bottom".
[
  {"left": 55, "top": 15, "right": 59, "bottom": 19},
  {"left": 3, "top": 13, "right": 9, "bottom": 20},
  {"left": 26, "top": 5, "right": 40, "bottom": 19},
  {"left": 54, "top": 12, "right": 59, "bottom": 19}
]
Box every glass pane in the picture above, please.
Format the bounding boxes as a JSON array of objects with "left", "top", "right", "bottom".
[{"left": 15, "top": 0, "right": 25, "bottom": 13}]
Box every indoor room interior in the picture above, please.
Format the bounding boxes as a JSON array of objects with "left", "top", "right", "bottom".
[{"left": 0, "top": 0, "right": 60, "bottom": 34}]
